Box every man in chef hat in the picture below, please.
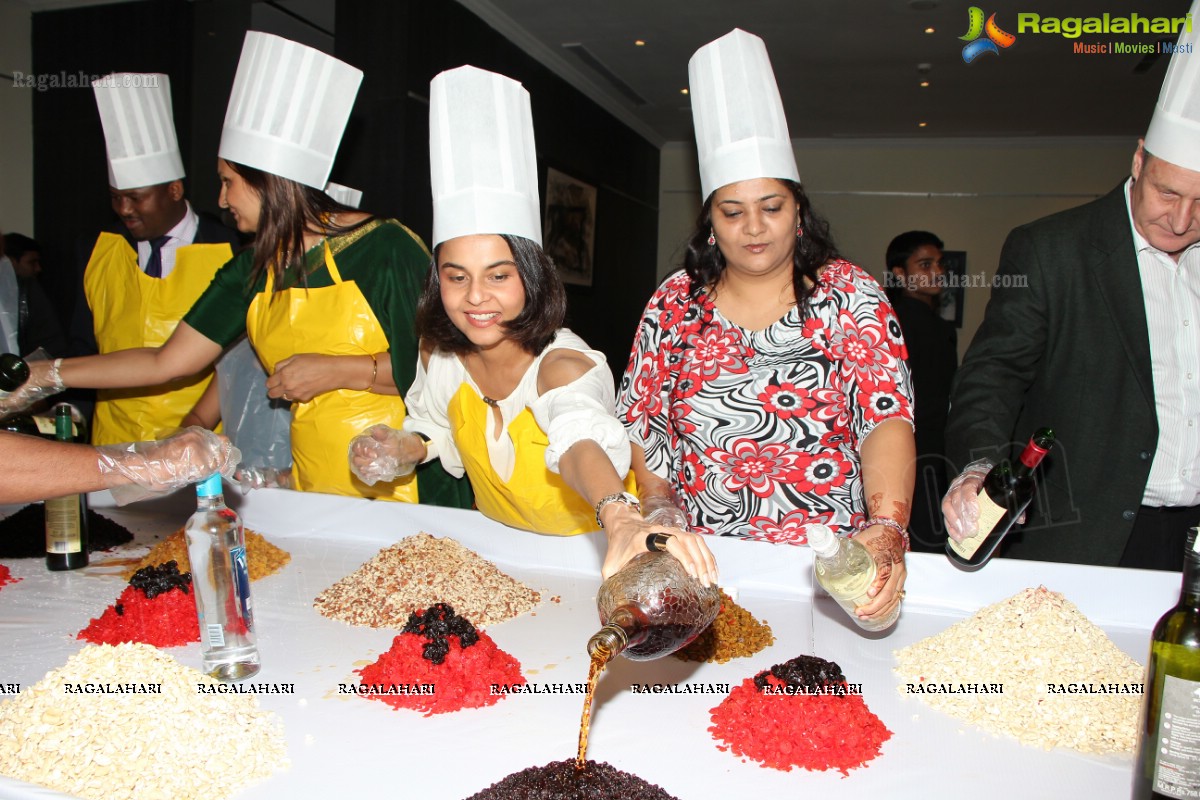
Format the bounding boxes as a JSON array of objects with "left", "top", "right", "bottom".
[
  {"left": 75, "top": 73, "right": 238, "bottom": 446},
  {"left": 943, "top": 0, "right": 1200, "bottom": 571}
]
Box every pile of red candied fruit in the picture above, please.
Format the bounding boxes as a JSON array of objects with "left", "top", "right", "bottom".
[
  {"left": 709, "top": 654, "right": 892, "bottom": 775},
  {"left": 78, "top": 561, "right": 199, "bottom": 647},
  {"left": 356, "top": 603, "right": 525, "bottom": 716}
]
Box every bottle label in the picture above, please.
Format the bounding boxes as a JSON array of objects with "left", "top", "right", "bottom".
[
  {"left": 45, "top": 498, "right": 83, "bottom": 554},
  {"left": 205, "top": 623, "right": 226, "bottom": 649},
  {"left": 1154, "top": 674, "right": 1200, "bottom": 798},
  {"left": 231, "top": 545, "right": 254, "bottom": 626},
  {"left": 948, "top": 491, "right": 1007, "bottom": 560}
]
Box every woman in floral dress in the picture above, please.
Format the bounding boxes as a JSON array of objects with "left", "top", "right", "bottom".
[{"left": 617, "top": 31, "right": 914, "bottom": 625}]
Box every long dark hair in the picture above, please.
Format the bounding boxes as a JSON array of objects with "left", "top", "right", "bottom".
[
  {"left": 416, "top": 234, "right": 566, "bottom": 356},
  {"left": 225, "top": 161, "right": 371, "bottom": 289},
  {"left": 683, "top": 179, "right": 838, "bottom": 315}
]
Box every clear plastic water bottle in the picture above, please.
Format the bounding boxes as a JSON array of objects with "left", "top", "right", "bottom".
[
  {"left": 808, "top": 523, "right": 899, "bottom": 632},
  {"left": 586, "top": 552, "right": 721, "bottom": 662},
  {"left": 184, "top": 473, "right": 260, "bottom": 681}
]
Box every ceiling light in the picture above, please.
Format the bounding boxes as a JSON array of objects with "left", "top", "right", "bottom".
[
  {"left": 924, "top": 27, "right": 935, "bottom": 34},
  {"left": 635, "top": 40, "right": 645, "bottom": 46},
  {"left": 918, "top": 122, "right": 928, "bottom": 128},
  {"left": 680, "top": 88, "right": 689, "bottom": 95},
  {"left": 920, "top": 81, "right": 930, "bottom": 88}
]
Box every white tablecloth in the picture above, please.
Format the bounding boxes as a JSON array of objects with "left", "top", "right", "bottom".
[{"left": 0, "top": 488, "right": 1180, "bottom": 799}]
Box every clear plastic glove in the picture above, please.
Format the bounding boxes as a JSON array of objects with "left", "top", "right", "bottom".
[
  {"left": 96, "top": 427, "right": 241, "bottom": 505},
  {"left": 941, "top": 459, "right": 995, "bottom": 542},
  {"left": 234, "top": 465, "right": 293, "bottom": 493},
  {"left": 347, "top": 424, "right": 427, "bottom": 485},
  {"left": 0, "top": 357, "right": 66, "bottom": 419},
  {"left": 641, "top": 492, "right": 690, "bottom": 530}
]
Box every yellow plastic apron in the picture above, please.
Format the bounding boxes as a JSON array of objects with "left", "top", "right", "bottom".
[
  {"left": 84, "top": 233, "right": 231, "bottom": 445},
  {"left": 246, "top": 240, "right": 417, "bottom": 502},
  {"left": 448, "top": 383, "right": 636, "bottom": 535}
]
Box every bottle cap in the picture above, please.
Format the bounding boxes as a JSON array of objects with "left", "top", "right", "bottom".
[
  {"left": 805, "top": 523, "right": 838, "bottom": 557},
  {"left": 196, "top": 473, "right": 224, "bottom": 498}
]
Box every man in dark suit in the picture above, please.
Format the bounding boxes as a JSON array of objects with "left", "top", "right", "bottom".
[
  {"left": 943, "top": 141, "right": 1200, "bottom": 570},
  {"left": 72, "top": 73, "right": 239, "bottom": 446}
]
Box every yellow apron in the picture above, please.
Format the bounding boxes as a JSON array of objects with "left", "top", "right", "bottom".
[
  {"left": 448, "top": 383, "right": 636, "bottom": 535},
  {"left": 246, "top": 240, "right": 417, "bottom": 501},
  {"left": 85, "top": 233, "right": 231, "bottom": 445}
]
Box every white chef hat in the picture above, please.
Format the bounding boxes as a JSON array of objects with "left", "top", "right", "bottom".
[
  {"left": 689, "top": 29, "right": 800, "bottom": 200},
  {"left": 429, "top": 65, "right": 541, "bottom": 248},
  {"left": 324, "top": 182, "right": 363, "bottom": 209},
  {"left": 1144, "top": 0, "right": 1200, "bottom": 173},
  {"left": 219, "top": 32, "right": 363, "bottom": 189},
  {"left": 93, "top": 73, "right": 185, "bottom": 190}
]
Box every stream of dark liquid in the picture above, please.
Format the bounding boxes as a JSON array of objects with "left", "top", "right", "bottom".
[{"left": 576, "top": 645, "right": 610, "bottom": 769}]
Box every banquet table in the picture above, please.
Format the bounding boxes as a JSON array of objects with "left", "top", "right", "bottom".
[{"left": 0, "top": 487, "right": 1179, "bottom": 800}]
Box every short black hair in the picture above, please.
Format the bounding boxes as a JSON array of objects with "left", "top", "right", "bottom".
[
  {"left": 886, "top": 231, "right": 944, "bottom": 270},
  {"left": 3, "top": 233, "right": 38, "bottom": 261},
  {"left": 416, "top": 234, "right": 567, "bottom": 356}
]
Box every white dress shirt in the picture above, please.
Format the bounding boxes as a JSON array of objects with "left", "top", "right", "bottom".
[
  {"left": 1127, "top": 179, "right": 1200, "bottom": 506},
  {"left": 135, "top": 201, "right": 199, "bottom": 278}
]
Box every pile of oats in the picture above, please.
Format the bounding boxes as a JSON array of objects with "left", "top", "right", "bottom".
[{"left": 893, "top": 586, "right": 1144, "bottom": 753}]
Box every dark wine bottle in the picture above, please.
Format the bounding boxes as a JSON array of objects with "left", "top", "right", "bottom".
[
  {"left": 1133, "top": 528, "right": 1200, "bottom": 799},
  {"left": 945, "top": 427, "right": 1055, "bottom": 571},
  {"left": 0, "top": 353, "right": 38, "bottom": 436},
  {"left": 45, "top": 404, "right": 89, "bottom": 571},
  {"left": 0, "top": 352, "right": 30, "bottom": 392}
]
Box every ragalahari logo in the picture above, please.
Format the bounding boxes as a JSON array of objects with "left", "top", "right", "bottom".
[{"left": 960, "top": 7, "right": 1017, "bottom": 62}]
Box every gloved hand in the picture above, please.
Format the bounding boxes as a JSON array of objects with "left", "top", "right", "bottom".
[
  {"left": 96, "top": 427, "right": 241, "bottom": 505},
  {"left": 0, "top": 358, "right": 66, "bottom": 419},
  {"left": 234, "top": 465, "right": 293, "bottom": 493},
  {"left": 641, "top": 492, "right": 689, "bottom": 530},
  {"left": 941, "top": 459, "right": 995, "bottom": 542},
  {"left": 348, "top": 424, "right": 427, "bottom": 485}
]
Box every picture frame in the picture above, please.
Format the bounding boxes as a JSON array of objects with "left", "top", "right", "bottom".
[{"left": 543, "top": 168, "right": 596, "bottom": 287}]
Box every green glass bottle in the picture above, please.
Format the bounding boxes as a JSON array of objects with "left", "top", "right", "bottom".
[
  {"left": 1133, "top": 528, "right": 1200, "bottom": 799},
  {"left": 45, "top": 404, "right": 89, "bottom": 571}
]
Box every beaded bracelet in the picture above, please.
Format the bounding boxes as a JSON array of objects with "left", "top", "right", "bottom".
[
  {"left": 853, "top": 516, "right": 911, "bottom": 552},
  {"left": 365, "top": 353, "right": 378, "bottom": 393}
]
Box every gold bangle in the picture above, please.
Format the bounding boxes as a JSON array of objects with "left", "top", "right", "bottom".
[{"left": 365, "top": 353, "right": 378, "bottom": 393}]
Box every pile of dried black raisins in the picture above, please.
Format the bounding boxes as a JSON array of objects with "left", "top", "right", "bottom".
[
  {"left": 753, "top": 654, "right": 846, "bottom": 694},
  {"left": 403, "top": 603, "right": 478, "bottom": 664}
]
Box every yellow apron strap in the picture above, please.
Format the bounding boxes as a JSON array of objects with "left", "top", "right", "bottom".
[{"left": 323, "top": 240, "right": 344, "bottom": 284}]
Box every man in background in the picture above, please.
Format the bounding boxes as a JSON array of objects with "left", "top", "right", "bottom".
[
  {"left": 885, "top": 231, "right": 956, "bottom": 551},
  {"left": 3, "top": 232, "right": 66, "bottom": 357}
]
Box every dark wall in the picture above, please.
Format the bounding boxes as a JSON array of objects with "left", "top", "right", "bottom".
[
  {"left": 334, "top": 0, "right": 661, "bottom": 377},
  {"left": 32, "top": 0, "right": 199, "bottom": 330},
  {"left": 32, "top": 0, "right": 661, "bottom": 377}
]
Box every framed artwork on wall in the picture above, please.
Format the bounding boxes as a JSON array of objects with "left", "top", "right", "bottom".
[{"left": 544, "top": 168, "right": 596, "bottom": 287}]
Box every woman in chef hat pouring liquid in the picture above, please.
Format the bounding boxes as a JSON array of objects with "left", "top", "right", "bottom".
[{"left": 348, "top": 66, "right": 716, "bottom": 583}]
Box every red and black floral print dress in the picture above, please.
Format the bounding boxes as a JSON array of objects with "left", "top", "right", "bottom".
[{"left": 617, "top": 260, "right": 914, "bottom": 544}]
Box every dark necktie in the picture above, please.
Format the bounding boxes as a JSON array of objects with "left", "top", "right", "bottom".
[{"left": 144, "top": 235, "right": 170, "bottom": 278}]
